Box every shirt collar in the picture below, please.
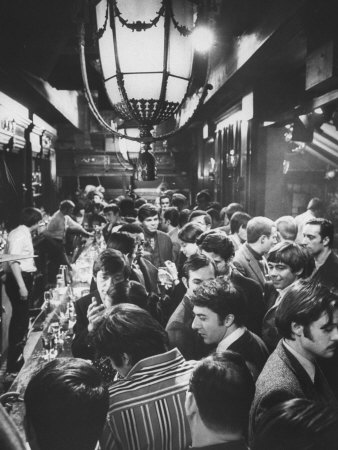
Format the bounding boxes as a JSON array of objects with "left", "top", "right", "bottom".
[
  {"left": 216, "top": 327, "right": 246, "bottom": 352},
  {"left": 283, "top": 340, "right": 316, "bottom": 382},
  {"left": 126, "top": 348, "right": 185, "bottom": 378}
]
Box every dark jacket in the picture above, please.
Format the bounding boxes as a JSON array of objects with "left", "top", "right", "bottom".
[
  {"left": 227, "top": 329, "right": 269, "bottom": 381},
  {"left": 233, "top": 243, "right": 267, "bottom": 290}
]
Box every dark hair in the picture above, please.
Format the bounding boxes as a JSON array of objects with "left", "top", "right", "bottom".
[
  {"left": 191, "top": 278, "right": 247, "bottom": 326},
  {"left": 92, "top": 303, "right": 168, "bottom": 367},
  {"left": 267, "top": 241, "right": 313, "bottom": 277},
  {"left": 307, "top": 197, "right": 323, "bottom": 213},
  {"left": 183, "top": 253, "right": 216, "bottom": 279},
  {"left": 119, "top": 197, "right": 136, "bottom": 217},
  {"left": 20, "top": 207, "right": 42, "bottom": 227},
  {"left": 172, "top": 194, "right": 187, "bottom": 211},
  {"left": 163, "top": 207, "right": 179, "bottom": 227},
  {"left": 196, "top": 190, "right": 211, "bottom": 203},
  {"left": 275, "top": 279, "right": 338, "bottom": 340},
  {"left": 305, "top": 218, "right": 334, "bottom": 248},
  {"left": 198, "top": 232, "right": 235, "bottom": 262},
  {"left": 119, "top": 223, "right": 144, "bottom": 234},
  {"left": 188, "top": 210, "right": 212, "bottom": 227},
  {"left": 24, "top": 358, "right": 109, "bottom": 450},
  {"left": 134, "top": 197, "right": 147, "bottom": 209},
  {"left": 253, "top": 398, "right": 338, "bottom": 450},
  {"left": 208, "top": 202, "right": 222, "bottom": 212},
  {"left": 160, "top": 194, "right": 171, "bottom": 204},
  {"left": 106, "top": 232, "right": 136, "bottom": 256},
  {"left": 103, "top": 203, "right": 120, "bottom": 215},
  {"left": 59, "top": 200, "right": 75, "bottom": 214},
  {"left": 189, "top": 351, "right": 255, "bottom": 433},
  {"left": 178, "top": 209, "right": 191, "bottom": 228},
  {"left": 178, "top": 222, "right": 205, "bottom": 244},
  {"left": 206, "top": 208, "right": 220, "bottom": 228},
  {"left": 230, "top": 212, "right": 251, "bottom": 234},
  {"left": 246, "top": 217, "right": 275, "bottom": 244},
  {"left": 275, "top": 216, "right": 298, "bottom": 241},
  {"left": 225, "top": 203, "right": 244, "bottom": 220},
  {"left": 95, "top": 248, "right": 130, "bottom": 279},
  {"left": 138, "top": 203, "right": 159, "bottom": 222}
]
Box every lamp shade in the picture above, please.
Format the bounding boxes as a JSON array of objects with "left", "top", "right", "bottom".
[{"left": 96, "top": 0, "right": 195, "bottom": 130}]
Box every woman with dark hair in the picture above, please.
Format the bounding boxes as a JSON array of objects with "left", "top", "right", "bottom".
[
  {"left": 4, "top": 207, "right": 42, "bottom": 375},
  {"left": 178, "top": 222, "right": 204, "bottom": 258}
]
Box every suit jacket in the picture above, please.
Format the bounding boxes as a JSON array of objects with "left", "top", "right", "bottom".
[
  {"left": 227, "top": 329, "right": 269, "bottom": 381},
  {"left": 72, "top": 290, "right": 102, "bottom": 360},
  {"left": 233, "top": 243, "right": 267, "bottom": 290},
  {"left": 250, "top": 340, "right": 337, "bottom": 435},
  {"left": 312, "top": 250, "right": 338, "bottom": 291},
  {"left": 231, "top": 269, "right": 267, "bottom": 336},
  {"left": 143, "top": 230, "right": 173, "bottom": 266}
]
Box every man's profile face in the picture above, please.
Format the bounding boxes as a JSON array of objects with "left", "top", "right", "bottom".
[
  {"left": 186, "top": 265, "right": 215, "bottom": 297},
  {"left": 262, "top": 226, "right": 278, "bottom": 253},
  {"left": 141, "top": 214, "right": 159, "bottom": 234},
  {"left": 237, "top": 225, "right": 247, "bottom": 243},
  {"left": 201, "top": 250, "right": 228, "bottom": 276},
  {"left": 302, "top": 224, "right": 325, "bottom": 257},
  {"left": 160, "top": 197, "right": 170, "bottom": 211},
  {"left": 96, "top": 269, "right": 112, "bottom": 307},
  {"left": 268, "top": 261, "right": 297, "bottom": 290},
  {"left": 192, "top": 306, "right": 226, "bottom": 345},
  {"left": 300, "top": 309, "right": 338, "bottom": 360}
]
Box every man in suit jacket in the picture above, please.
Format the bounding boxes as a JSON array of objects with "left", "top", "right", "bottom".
[
  {"left": 250, "top": 279, "right": 338, "bottom": 436},
  {"left": 138, "top": 203, "right": 173, "bottom": 266},
  {"left": 191, "top": 278, "right": 269, "bottom": 381},
  {"left": 233, "top": 216, "right": 277, "bottom": 290},
  {"left": 199, "top": 231, "right": 266, "bottom": 335}
]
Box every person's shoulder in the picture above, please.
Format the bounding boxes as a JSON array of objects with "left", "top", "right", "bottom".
[
  {"left": 231, "top": 269, "right": 261, "bottom": 288},
  {"left": 157, "top": 229, "right": 171, "bottom": 240}
]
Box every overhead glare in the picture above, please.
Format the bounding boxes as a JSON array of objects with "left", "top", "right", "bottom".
[{"left": 191, "top": 26, "right": 213, "bottom": 53}]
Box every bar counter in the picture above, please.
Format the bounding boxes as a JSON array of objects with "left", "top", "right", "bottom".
[{"left": 7, "top": 284, "right": 85, "bottom": 439}]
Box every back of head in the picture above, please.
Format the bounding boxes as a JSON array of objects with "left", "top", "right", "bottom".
[
  {"left": 138, "top": 203, "right": 159, "bottom": 222},
  {"left": 134, "top": 197, "right": 147, "bottom": 209},
  {"left": 92, "top": 303, "right": 168, "bottom": 367},
  {"left": 196, "top": 190, "right": 211, "bottom": 205},
  {"left": 119, "top": 223, "right": 144, "bottom": 235},
  {"left": 24, "top": 358, "right": 109, "bottom": 450},
  {"left": 178, "top": 209, "right": 191, "bottom": 228},
  {"left": 96, "top": 248, "right": 130, "bottom": 279},
  {"left": 206, "top": 208, "right": 221, "bottom": 228},
  {"left": 275, "top": 216, "right": 298, "bottom": 241},
  {"left": 189, "top": 210, "right": 212, "bottom": 228},
  {"left": 20, "top": 207, "right": 42, "bottom": 227},
  {"left": 106, "top": 232, "right": 136, "bottom": 256},
  {"left": 267, "top": 241, "right": 313, "bottom": 277},
  {"left": 225, "top": 203, "right": 244, "bottom": 220},
  {"left": 230, "top": 211, "right": 251, "bottom": 234},
  {"left": 191, "top": 278, "right": 247, "bottom": 326},
  {"left": 163, "top": 207, "right": 179, "bottom": 227},
  {"left": 198, "top": 232, "right": 235, "bottom": 262},
  {"left": 275, "top": 279, "right": 338, "bottom": 340},
  {"left": 178, "top": 222, "right": 205, "bottom": 243},
  {"left": 307, "top": 197, "right": 323, "bottom": 216},
  {"left": 253, "top": 398, "right": 338, "bottom": 450},
  {"left": 59, "top": 200, "right": 75, "bottom": 215},
  {"left": 189, "top": 351, "right": 255, "bottom": 433},
  {"left": 183, "top": 252, "right": 216, "bottom": 279},
  {"left": 172, "top": 193, "right": 188, "bottom": 211},
  {"left": 119, "top": 197, "right": 136, "bottom": 217},
  {"left": 246, "top": 216, "right": 275, "bottom": 244}
]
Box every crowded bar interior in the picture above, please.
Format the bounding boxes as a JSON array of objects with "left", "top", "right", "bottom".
[{"left": 0, "top": 1, "right": 338, "bottom": 449}]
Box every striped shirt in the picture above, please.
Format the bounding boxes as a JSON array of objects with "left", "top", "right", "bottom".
[{"left": 101, "top": 348, "right": 196, "bottom": 450}]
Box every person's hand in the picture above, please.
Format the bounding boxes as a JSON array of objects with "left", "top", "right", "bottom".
[
  {"left": 19, "top": 285, "right": 28, "bottom": 300},
  {"left": 164, "top": 260, "right": 178, "bottom": 282},
  {"left": 87, "top": 298, "right": 105, "bottom": 332}
]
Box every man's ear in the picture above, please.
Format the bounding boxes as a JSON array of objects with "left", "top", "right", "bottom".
[
  {"left": 224, "top": 314, "right": 235, "bottom": 327},
  {"left": 182, "top": 277, "right": 188, "bottom": 289},
  {"left": 322, "top": 236, "right": 330, "bottom": 247},
  {"left": 291, "top": 321, "right": 303, "bottom": 337}
]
